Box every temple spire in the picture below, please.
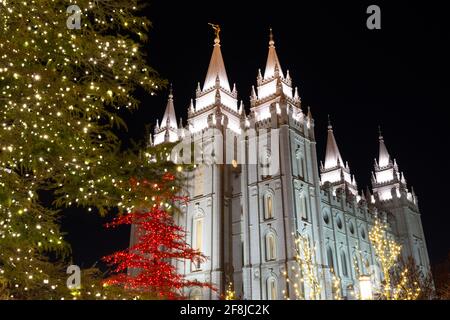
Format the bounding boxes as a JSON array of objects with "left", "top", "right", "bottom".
[
  {"left": 263, "top": 27, "right": 283, "bottom": 79},
  {"left": 307, "top": 106, "right": 312, "bottom": 119},
  {"left": 324, "top": 116, "right": 344, "bottom": 169},
  {"left": 320, "top": 118, "right": 358, "bottom": 196},
  {"left": 378, "top": 126, "right": 391, "bottom": 167},
  {"left": 203, "top": 24, "right": 231, "bottom": 91},
  {"left": 371, "top": 129, "right": 414, "bottom": 202},
  {"left": 160, "top": 84, "right": 177, "bottom": 130},
  {"left": 238, "top": 100, "right": 244, "bottom": 115}
]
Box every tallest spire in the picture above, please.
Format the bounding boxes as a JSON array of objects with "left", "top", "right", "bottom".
[
  {"left": 378, "top": 126, "right": 391, "bottom": 167},
  {"left": 203, "top": 24, "right": 231, "bottom": 92},
  {"left": 263, "top": 27, "right": 283, "bottom": 79}
]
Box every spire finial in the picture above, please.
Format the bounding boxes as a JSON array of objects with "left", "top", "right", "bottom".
[
  {"left": 328, "top": 114, "right": 332, "bottom": 130},
  {"left": 269, "top": 27, "right": 275, "bottom": 47},
  {"left": 169, "top": 83, "right": 173, "bottom": 98},
  {"left": 378, "top": 125, "right": 383, "bottom": 140},
  {"left": 239, "top": 100, "right": 244, "bottom": 115},
  {"left": 208, "top": 23, "right": 221, "bottom": 44}
]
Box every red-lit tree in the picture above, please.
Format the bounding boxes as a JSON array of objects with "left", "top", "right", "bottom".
[{"left": 103, "top": 172, "right": 214, "bottom": 299}]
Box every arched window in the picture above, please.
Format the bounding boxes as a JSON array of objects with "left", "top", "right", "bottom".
[
  {"left": 267, "top": 277, "right": 278, "bottom": 300},
  {"left": 341, "top": 251, "right": 348, "bottom": 277},
  {"left": 232, "top": 136, "right": 238, "bottom": 168},
  {"left": 295, "top": 148, "right": 304, "bottom": 178},
  {"left": 349, "top": 222, "right": 355, "bottom": 235},
  {"left": 360, "top": 227, "right": 366, "bottom": 240},
  {"left": 266, "top": 233, "right": 277, "bottom": 261},
  {"left": 193, "top": 217, "right": 204, "bottom": 269},
  {"left": 299, "top": 194, "right": 307, "bottom": 221},
  {"left": 260, "top": 148, "right": 271, "bottom": 177},
  {"left": 336, "top": 217, "right": 343, "bottom": 229},
  {"left": 327, "top": 246, "right": 335, "bottom": 271},
  {"left": 323, "top": 210, "right": 330, "bottom": 224},
  {"left": 190, "top": 288, "right": 202, "bottom": 300},
  {"left": 264, "top": 193, "right": 274, "bottom": 220}
]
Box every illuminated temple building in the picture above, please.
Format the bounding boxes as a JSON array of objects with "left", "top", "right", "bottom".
[{"left": 139, "top": 29, "right": 431, "bottom": 300}]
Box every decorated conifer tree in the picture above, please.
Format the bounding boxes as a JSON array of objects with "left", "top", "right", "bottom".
[
  {"left": 102, "top": 161, "right": 215, "bottom": 299},
  {"left": 0, "top": 0, "right": 166, "bottom": 299}
]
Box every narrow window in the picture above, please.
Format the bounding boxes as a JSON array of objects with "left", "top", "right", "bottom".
[
  {"left": 193, "top": 218, "right": 203, "bottom": 269},
  {"left": 264, "top": 193, "right": 274, "bottom": 219},
  {"left": 327, "top": 246, "right": 335, "bottom": 271},
  {"left": 267, "top": 277, "right": 278, "bottom": 300},
  {"left": 300, "top": 195, "right": 308, "bottom": 221},
  {"left": 266, "top": 233, "right": 276, "bottom": 261},
  {"left": 341, "top": 251, "right": 348, "bottom": 277}
]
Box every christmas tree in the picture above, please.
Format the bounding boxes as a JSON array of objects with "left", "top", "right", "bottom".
[
  {"left": 103, "top": 167, "right": 215, "bottom": 299},
  {"left": 0, "top": 0, "right": 166, "bottom": 299}
]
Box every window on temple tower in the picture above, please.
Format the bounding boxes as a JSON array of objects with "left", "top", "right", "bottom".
[
  {"left": 327, "top": 246, "right": 335, "bottom": 271},
  {"left": 296, "top": 148, "right": 305, "bottom": 179},
  {"left": 260, "top": 147, "right": 272, "bottom": 178},
  {"left": 267, "top": 277, "right": 278, "bottom": 300},
  {"left": 349, "top": 222, "right": 355, "bottom": 235},
  {"left": 301, "top": 158, "right": 305, "bottom": 179},
  {"left": 264, "top": 192, "right": 274, "bottom": 219},
  {"left": 299, "top": 194, "right": 308, "bottom": 221},
  {"left": 266, "top": 233, "right": 277, "bottom": 261},
  {"left": 232, "top": 136, "right": 238, "bottom": 168},
  {"left": 193, "top": 217, "right": 204, "bottom": 270},
  {"left": 360, "top": 228, "right": 366, "bottom": 240},
  {"left": 323, "top": 210, "right": 330, "bottom": 224},
  {"left": 341, "top": 251, "right": 349, "bottom": 277},
  {"left": 336, "top": 217, "right": 343, "bottom": 230}
]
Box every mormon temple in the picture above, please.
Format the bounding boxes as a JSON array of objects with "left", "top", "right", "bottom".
[{"left": 140, "top": 29, "right": 431, "bottom": 300}]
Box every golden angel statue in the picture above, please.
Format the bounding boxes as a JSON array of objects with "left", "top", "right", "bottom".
[{"left": 208, "top": 23, "right": 221, "bottom": 40}]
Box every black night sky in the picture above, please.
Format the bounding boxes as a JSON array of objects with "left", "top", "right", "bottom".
[{"left": 62, "top": 1, "right": 449, "bottom": 270}]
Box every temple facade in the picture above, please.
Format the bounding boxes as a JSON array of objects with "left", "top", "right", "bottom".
[{"left": 143, "top": 29, "right": 430, "bottom": 300}]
